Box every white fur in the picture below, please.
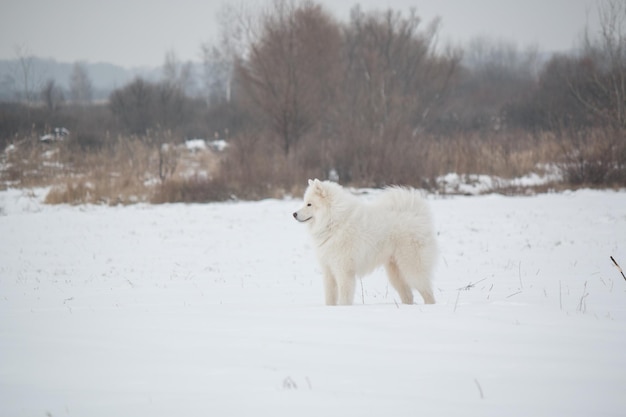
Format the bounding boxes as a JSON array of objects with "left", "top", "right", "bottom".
[{"left": 293, "top": 179, "right": 437, "bottom": 305}]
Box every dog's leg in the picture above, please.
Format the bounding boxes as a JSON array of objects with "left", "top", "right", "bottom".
[
  {"left": 336, "top": 273, "right": 356, "bottom": 305},
  {"left": 385, "top": 260, "right": 414, "bottom": 304},
  {"left": 396, "top": 252, "right": 436, "bottom": 305},
  {"left": 417, "top": 287, "right": 436, "bottom": 305},
  {"left": 323, "top": 267, "right": 338, "bottom": 305}
]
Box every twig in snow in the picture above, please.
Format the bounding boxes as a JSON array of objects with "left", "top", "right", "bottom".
[
  {"left": 577, "top": 281, "right": 589, "bottom": 313},
  {"left": 610, "top": 256, "right": 626, "bottom": 282},
  {"left": 360, "top": 277, "right": 365, "bottom": 305},
  {"left": 457, "top": 277, "right": 487, "bottom": 291},
  {"left": 474, "top": 378, "right": 484, "bottom": 399},
  {"left": 454, "top": 277, "right": 489, "bottom": 311},
  {"left": 506, "top": 290, "right": 522, "bottom": 298},
  {"left": 63, "top": 297, "right": 74, "bottom": 314},
  {"left": 283, "top": 377, "right": 297, "bottom": 390}
]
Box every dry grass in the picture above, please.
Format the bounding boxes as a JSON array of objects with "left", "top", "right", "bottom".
[
  {"left": 44, "top": 138, "right": 156, "bottom": 205},
  {"left": 1, "top": 136, "right": 71, "bottom": 189},
  {"left": 424, "top": 131, "right": 561, "bottom": 179},
  {"left": 151, "top": 176, "right": 232, "bottom": 203},
  {"left": 558, "top": 128, "right": 626, "bottom": 186},
  {"left": 318, "top": 129, "right": 565, "bottom": 189},
  {"left": 1, "top": 127, "right": 623, "bottom": 204},
  {"left": 1, "top": 135, "right": 222, "bottom": 205}
]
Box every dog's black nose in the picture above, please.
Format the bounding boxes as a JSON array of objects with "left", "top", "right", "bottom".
[{"left": 292, "top": 212, "right": 298, "bottom": 219}]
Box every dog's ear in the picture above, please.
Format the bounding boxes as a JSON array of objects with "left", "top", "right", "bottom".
[
  {"left": 311, "top": 179, "right": 327, "bottom": 197},
  {"left": 307, "top": 178, "right": 326, "bottom": 196},
  {"left": 308, "top": 178, "right": 323, "bottom": 189}
]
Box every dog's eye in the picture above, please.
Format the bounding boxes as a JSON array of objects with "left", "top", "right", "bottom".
[{"left": 307, "top": 203, "right": 312, "bottom": 207}]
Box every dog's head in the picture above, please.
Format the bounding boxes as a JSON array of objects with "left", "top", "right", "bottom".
[{"left": 292, "top": 179, "right": 332, "bottom": 226}]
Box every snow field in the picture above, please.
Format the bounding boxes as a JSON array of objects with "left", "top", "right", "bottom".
[{"left": 1, "top": 188, "right": 625, "bottom": 416}]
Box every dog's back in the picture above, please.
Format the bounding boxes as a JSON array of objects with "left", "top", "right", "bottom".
[{"left": 372, "top": 187, "right": 430, "bottom": 214}]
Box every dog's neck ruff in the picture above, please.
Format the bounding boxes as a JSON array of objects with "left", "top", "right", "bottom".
[
  {"left": 311, "top": 219, "right": 336, "bottom": 249},
  {"left": 315, "top": 233, "right": 333, "bottom": 248}
]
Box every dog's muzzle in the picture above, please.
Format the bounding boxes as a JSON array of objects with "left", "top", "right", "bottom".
[{"left": 293, "top": 212, "right": 311, "bottom": 222}]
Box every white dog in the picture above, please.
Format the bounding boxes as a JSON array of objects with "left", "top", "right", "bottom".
[{"left": 293, "top": 179, "right": 437, "bottom": 305}]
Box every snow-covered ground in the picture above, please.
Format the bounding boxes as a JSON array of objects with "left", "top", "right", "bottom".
[{"left": 1, "top": 188, "right": 625, "bottom": 417}]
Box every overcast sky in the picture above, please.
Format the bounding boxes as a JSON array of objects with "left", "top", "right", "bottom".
[{"left": 0, "top": 0, "right": 601, "bottom": 68}]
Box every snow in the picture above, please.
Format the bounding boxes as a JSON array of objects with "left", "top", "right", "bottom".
[
  {"left": 1, "top": 187, "right": 626, "bottom": 416},
  {"left": 40, "top": 127, "right": 70, "bottom": 143},
  {"left": 183, "top": 139, "right": 228, "bottom": 152},
  {"left": 208, "top": 139, "right": 228, "bottom": 152},
  {"left": 436, "top": 169, "right": 562, "bottom": 194},
  {"left": 184, "top": 139, "right": 207, "bottom": 152}
]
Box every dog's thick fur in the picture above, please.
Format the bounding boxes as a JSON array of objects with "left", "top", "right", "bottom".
[{"left": 293, "top": 179, "right": 437, "bottom": 305}]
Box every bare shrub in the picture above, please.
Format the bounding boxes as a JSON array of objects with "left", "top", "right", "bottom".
[
  {"left": 559, "top": 128, "right": 626, "bottom": 186},
  {"left": 218, "top": 132, "right": 300, "bottom": 198},
  {"left": 45, "top": 181, "right": 94, "bottom": 205},
  {"left": 66, "top": 130, "right": 109, "bottom": 152},
  {"left": 151, "top": 176, "right": 232, "bottom": 203},
  {"left": 45, "top": 137, "right": 155, "bottom": 205},
  {"left": 314, "top": 127, "right": 563, "bottom": 190},
  {"left": 429, "top": 131, "right": 558, "bottom": 179},
  {"left": 108, "top": 78, "right": 193, "bottom": 135},
  {"left": 151, "top": 133, "right": 300, "bottom": 203},
  {"left": 1, "top": 136, "right": 70, "bottom": 187}
]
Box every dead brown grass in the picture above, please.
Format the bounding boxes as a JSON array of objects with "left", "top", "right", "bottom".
[
  {"left": 151, "top": 175, "right": 232, "bottom": 203},
  {"left": 316, "top": 129, "right": 564, "bottom": 189},
  {"left": 44, "top": 138, "right": 155, "bottom": 205},
  {"left": 422, "top": 130, "right": 562, "bottom": 180},
  {"left": 1, "top": 127, "right": 623, "bottom": 204},
  {"left": 557, "top": 128, "right": 626, "bottom": 186},
  {"left": 0, "top": 135, "right": 222, "bottom": 205}
]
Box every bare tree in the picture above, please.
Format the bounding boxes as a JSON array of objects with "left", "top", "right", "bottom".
[
  {"left": 450, "top": 36, "right": 539, "bottom": 130},
  {"left": 109, "top": 77, "right": 191, "bottom": 134},
  {"left": 109, "top": 78, "right": 155, "bottom": 134},
  {"left": 572, "top": 0, "right": 626, "bottom": 127},
  {"left": 40, "top": 79, "right": 65, "bottom": 111},
  {"left": 155, "top": 82, "right": 188, "bottom": 130},
  {"left": 11, "top": 44, "right": 47, "bottom": 104},
  {"left": 340, "top": 7, "right": 460, "bottom": 136},
  {"left": 201, "top": 44, "right": 234, "bottom": 104},
  {"left": 162, "top": 50, "right": 193, "bottom": 95},
  {"left": 69, "top": 62, "right": 93, "bottom": 105},
  {"left": 464, "top": 36, "right": 539, "bottom": 79},
  {"left": 201, "top": 2, "right": 260, "bottom": 104},
  {"left": 236, "top": 0, "right": 342, "bottom": 154}
]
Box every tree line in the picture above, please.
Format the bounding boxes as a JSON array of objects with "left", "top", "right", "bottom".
[{"left": 2, "top": 0, "right": 625, "bottom": 190}]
